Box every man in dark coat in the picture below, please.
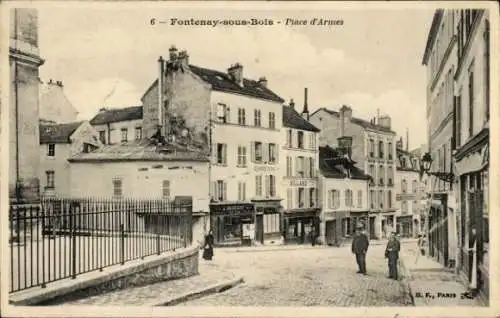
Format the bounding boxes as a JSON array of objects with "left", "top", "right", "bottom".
[
  {"left": 351, "top": 223, "right": 369, "bottom": 274},
  {"left": 385, "top": 231, "right": 401, "bottom": 280}
]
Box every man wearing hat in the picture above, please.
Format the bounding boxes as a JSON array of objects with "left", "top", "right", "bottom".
[
  {"left": 351, "top": 222, "right": 369, "bottom": 275},
  {"left": 385, "top": 231, "right": 401, "bottom": 280}
]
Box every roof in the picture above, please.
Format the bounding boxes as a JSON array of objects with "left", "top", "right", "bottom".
[
  {"left": 422, "top": 10, "right": 444, "bottom": 65},
  {"left": 39, "top": 121, "right": 83, "bottom": 144},
  {"left": 89, "top": 106, "right": 143, "bottom": 125},
  {"left": 282, "top": 105, "right": 320, "bottom": 132},
  {"left": 68, "top": 139, "right": 209, "bottom": 163},
  {"left": 319, "top": 146, "right": 371, "bottom": 180},
  {"left": 142, "top": 64, "right": 285, "bottom": 103},
  {"left": 312, "top": 108, "right": 395, "bottom": 134}
]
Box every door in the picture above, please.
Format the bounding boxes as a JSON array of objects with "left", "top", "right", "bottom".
[
  {"left": 325, "top": 220, "right": 336, "bottom": 245},
  {"left": 256, "top": 215, "right": 264, "bottom": 244},
  {"left": 369, "top": 217, "right": 375, "bottom": 239}
]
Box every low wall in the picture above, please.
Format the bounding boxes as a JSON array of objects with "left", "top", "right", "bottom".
[{"left": 10, "top": 245, "right": 199, "bottom": 306}]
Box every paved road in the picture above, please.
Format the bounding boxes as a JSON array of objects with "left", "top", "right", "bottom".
[{"left": 179, "top": 244, "right": 412, "bottom": 307}]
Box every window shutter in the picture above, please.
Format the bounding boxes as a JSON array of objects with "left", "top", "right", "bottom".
[
  {"left": 265, "top": 175, "right": 270, "bottom": 197},
  {"left": 305, "top": 188, "right": 310, "bottom": 207},
  {"left": 212, "top": 143, "right": 217, "bottom": 163},
  {"left": 294, "top": 157, "right": 299, "bottom": 176},
  {"left": 226, "top": 107, "right": 231, "bottom": 123},
  {"left": 223, "top": 144, "right": 227, "bottom": 165},
  {"left": 328, "top": 191, "right": 332, "bottom": 209},
  {"left": 262, "top": 143, "right": 268, "bottom": 163},
  {"left": 250, "top": 142, "right": 255, "bottom": 163},
  {"left": 212, "top": 181, "right": 218, "bottom": 201},
  {"left": 223, "top": 181, "right": 227, "bottom": 201}
]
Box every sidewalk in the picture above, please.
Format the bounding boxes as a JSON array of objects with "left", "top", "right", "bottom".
[
  {"left": 56, "top": 256, "right": 243, "bottom": 306},
  {"left": 400, "top": 243, "right": 486, "bottom": 307}
]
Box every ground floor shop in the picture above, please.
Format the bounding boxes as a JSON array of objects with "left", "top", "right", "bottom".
[
  {"left": 322, "top": 211, "right": 367, "bottom": 246},
  {"left": 454, "top": 128, "right": 489, "bottom": 300},
  {"left": 380, "top": 214, "right": 396, "bottom": 239},
  {"left": 209, "top": 200, "right": 282, "bottom": 247},
  {"left": 396, "top": 215, "right": 414, "bottom": 238},
  {"left": 283, "top": 208, "right": 320, "bottom": 244}
]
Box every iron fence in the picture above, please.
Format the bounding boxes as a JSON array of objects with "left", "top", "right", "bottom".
[{"left": 9, "top": 196, "right": 193, "bottom": 293}]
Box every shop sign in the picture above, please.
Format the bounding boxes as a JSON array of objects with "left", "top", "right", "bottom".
[
  {"left": 254, "top": 165, "right": 278, "bottom": 172},
  {"left": 289, "top": 179, "right": 316, "bottom": 187},
  {"left": 210, "top": 204, "right": 254, "bottom": 215}
]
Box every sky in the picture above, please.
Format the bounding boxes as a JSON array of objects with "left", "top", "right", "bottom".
[{"left": 37, "top": 4, "right": 434, "bottom": 150}]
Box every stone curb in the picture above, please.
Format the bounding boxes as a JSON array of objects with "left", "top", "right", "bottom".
[{"left": 154, "top": 277, "right": 245, "bottom": 306}]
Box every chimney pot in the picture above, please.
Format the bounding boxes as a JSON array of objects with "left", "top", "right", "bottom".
[
  {"left": 228, "top": 63, "right": 243, "bottom": 86},
  {"left": 258, "top": 76, "right": 268, "bottom": 88},
  {"left": 289, "top": 98, "right": 295, "bottom": 109}
]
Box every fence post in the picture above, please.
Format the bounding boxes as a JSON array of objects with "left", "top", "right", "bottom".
[
  {"left": 71, "top": 205, "right": 77, "bottom": 279},
  {"left": 120, "top": 223, "right": 125, "bottom": 265},
  {"left": 157, "top": 228, "right": 160, "bottom": 256}
]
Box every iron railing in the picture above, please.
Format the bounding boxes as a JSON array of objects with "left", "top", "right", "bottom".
[{"left": 9, "top": 196, "right": 193, "bottom": 293}]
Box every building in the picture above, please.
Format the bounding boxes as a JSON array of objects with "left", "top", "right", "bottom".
[
  {"left": 141, "top": 47, "right": 285, "bottom": 246},
  {"left": 281, "top": 92, "right": 321, "bottom": 244},
  {"left": 39, "top": 79, "right": 79, "bottom": 123},
  {"left": 310, "top": 106, "right": 397, "bottom": 239},
  {"left": 89, "top": 106, "right": 143, "bottom": 145},
  {"left": 9, "top": 8, "right": 44, "bottom": 203},
  {"left": 422, "top": 9, "right": 459, "bottom": 269},
  {"left": 395, "top": 137, "right": 423, "bottom": 238},
  {"left": 39, "top": 120, "right": 101, "bottom": 197},
  {"left": 319, "top": 145, "right": 370, "bottom": 246},
  {"left": 452, "top": 9, "right": 490, "bottom": 300}
]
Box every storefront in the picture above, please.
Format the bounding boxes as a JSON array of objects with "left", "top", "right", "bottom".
[
  {"left": 454, "top": 128, "right": 489, "bottom": 300},
  {"left": 253, "top": 199, "right": 282, "bottom": 245},
  {"left": 381, "top": 213, "right": 396, "bottom": 238},
  {"left": 428, "top": 194, "right": 449, "bottom": 267},
  {"left": 283, "top": 208, "right": 320, "bottom": 244},
  {"left": 210, "top": 202, "right": 254, "bottom": 247},
  {"left": 397, "top": 215, "right": 413, "bottom": 238}
]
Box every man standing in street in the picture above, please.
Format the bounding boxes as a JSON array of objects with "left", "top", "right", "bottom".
[
  {"left": 385, "top": 231, "right": 401, "bottom": 280},
  {"left": 352, "top": 223, "right": 369, "bottom": 275}
]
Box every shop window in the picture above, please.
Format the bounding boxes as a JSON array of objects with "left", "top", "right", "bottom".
[
  {"left": 264, "top": 214, "right": 280, "bottom": 234},
  {"left": 238, "top": 108, "right": 246, "bottom": 125},
  {"left": 223, "top": 216, "right": 242, "bottom": 241}
]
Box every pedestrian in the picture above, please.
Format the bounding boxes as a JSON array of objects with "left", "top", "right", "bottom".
[
  {"left": 351, "top": 223, "right": 369, "bottom": 275},
  {"left": 385, "top": 231, "right": 401, "bottom": 280},
  {"left": 417, "top": 233, "right": 425, "bottom": 256},
  {"left": 311, "top": 226, "right": 317, "bottom": 246},
  {"left": 464, "top": 226, "right": 479, "bottom": 299},
  {"left": 202, "top": 229, "right": 214, "bottom": 261}
]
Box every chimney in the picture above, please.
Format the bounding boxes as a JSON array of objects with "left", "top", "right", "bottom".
[
  {"left": 289, "top": 98, "right": 295, "bottom": 109},
  {"left": 339, "top": 105, "right": 352, "bottom": 137},
  {"left": 301, "top": 87, "right": 309, "bottom": 120},
  {"left": 376, "top": 109, "right": 380, "bottom": 125},
  {"left": 406, "top": 128, "right": 409, "bottom": 151},
  {"left": 228, "top": 63, "right": 243, "bottom": 86},
  {"left": 178, "top": 50, "right": 189, "bottom": 67},
  {"left": 56, "top": 80, "right": 63, "bottom": 87},
  {"left": 258, "top": 76, "right": 268, "bottom": 88},
  {"left": 158, "top": 56, "right": 164, "bottom": 137},
  {"left": 169, "top": 45, "right": 178, "bottom": 62},
  {"left": 48, "top": 79, "right": 53, "bottom": 84}
]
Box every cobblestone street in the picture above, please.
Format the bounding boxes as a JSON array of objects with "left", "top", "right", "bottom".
[{"left": 179, "top": 244, "right": 412, "bottom": 306}]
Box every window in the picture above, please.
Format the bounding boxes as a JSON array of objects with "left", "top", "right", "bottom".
[
  {"left": 357, "top": 190, "right": 363, "bottom": 208},
  {"left": 268, "top": 143, "right": 277, "bottom": 164},
  {"left": 286, "top": 156, "right": 292, "bottom": 177},
  {"left": 238, "top": 182, "right": 246, "bottom": 201},
  {"left": 387, "top": 190, "right": 392, "bottom": 208},
  {"left": 45, "top": 171, "right": 55, "bottom": 189},
  {"left": 297, "top": 131, "right": 304, "bottom": 149},
  {"left": 379, "top": 190, "right": 384, "bottom": 209},
  {"left": 309, "top": 133, "right": 316, "bottom": 149},
  {"left": 345, "top": 189, "right": 353, "bottom": 207},
  {"left": 411, "top": 180, "right": 416, "bottom": 193},
  {"left": 402, "top": 179, "right": 407, "bottom": 193},
  {"left": 369, "top": 139, "right": 374, "bottom": 157},
  {"left": 216, "top": 180, "right": 227, "bottom": 201},
  {"left": 268, "top": 112, "right": 275, "bottom": 129},
  {"left": 47, "top": 144, "right": 55, "bottom": 157},
  {"left": 455, "top": 94, "right": 462, "bottom": 148},
  {"left": 253, "top": 142, "right": 263, "bottom": 163},
  {"left": 217, "top": 143, "right": 227, "bottom": 165},
  {"left": 268, "top": 175, "right": 276, "bottom": 197},
  {"left": 255, "top": 175, "right": 262, "bottom": 197},
  {"left": 254, "top": 109, "right": 261, "bottom": 127},
  {"left": 298, "top": 188, "right": 305, "bottom": 208},
  {"left": 387, "top": 166, "right": 394, "bottom": 186},
  {"left": 388, "top": 142, "right": 393, "bottom": 160},
  {"left": 468, "top": 64, "right": 474, "bottom": 137},
  {"left": 121, "top": 128, "right": 128, "bottom": 142},
  {"left": 113, "top": 178, "right": 123, "bottom": 197},
  {"left": 264, "top": 214, "right": 280, "bottom": 234},
  {"left": 217, "top": 103, "right": 229, "bottom": 123},
  {"left": 379, "top": 141, "right": 384, "bottom": 158},
  {"left": 237, "top": 146, "right": 247, "bottom": 167},
  {"left": 286, "top": 189, "right": 293, "bottom": 209},
  {"left": 402, "top": 201, "right": 408, "bottom": 214},
  {"left": 370, "top": 189, "right": 375, "bottom": 209},
  {"left": 379, "top": 165, "right": 385, "bottom": 185},
  {"left": 238, "top": 108, "right": 246, "bottom": 125},
  {"left": 296, "top": 156, "right": 305, "bottom": 177},
  {"left": 328, "top": 190, "right": 340, "bottom": 209},
  {"left": 162, "top": 180, "right": 170, "bottom": 199},
  {"left": 304, "top": 157, "right": 311, "bottom": 177},
  {"left": 135, "top": 127, "right": 142, "bottom": 140},
  {"left": 309, "top": 188, "right": 316, "bottom": 207},
  {"left": 287, "top": 129, "right": 293, "bottom": 147},
  {"left": 99, "top": 131, "right": 106, "bottom": 144},
  {"left": 309, "top": 158, "right": 315, "bottom": 177}
]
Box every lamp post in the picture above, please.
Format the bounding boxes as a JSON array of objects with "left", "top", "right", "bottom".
[{"left": 418, "top": 152, "right": 455, "bottom": 258}]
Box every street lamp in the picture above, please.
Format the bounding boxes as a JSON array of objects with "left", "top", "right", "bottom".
[{"left": 419, "top": 152, "right": 455, "bottom": 184}]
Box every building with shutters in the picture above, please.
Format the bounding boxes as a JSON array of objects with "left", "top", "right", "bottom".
[
  {"left": 141, "top": 46, "right": 285, "bottom": 246},
  {"left": 310, "top": 106, "right": 397, "bottom": 240},
  {"left": 89, "top": 106, "right": 143, "bottom": 145},
  {"left": 452, "top": 9, "right": 490, "bottom": 301},
  {"left": 281, "top": 90, "right": 321, "bottom": 244},
  {"left": 319, "top": 145, "right": 370, "bottom": 246}
]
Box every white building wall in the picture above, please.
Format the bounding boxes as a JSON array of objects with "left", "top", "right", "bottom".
[{"left": 92, "top": 119, "right": 143, "bottom": 144}]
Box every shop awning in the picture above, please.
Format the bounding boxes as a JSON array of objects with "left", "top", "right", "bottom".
[{"left": 455, "top": 128, "right": 489, "bottom": 175}]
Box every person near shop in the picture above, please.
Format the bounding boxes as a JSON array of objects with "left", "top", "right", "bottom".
[
  {"left": 311, "top": 226, "right": 317, "bottom": 246},
  {"left": 385, "top": 231, "right": 401, "bottom": 280},
  {"left": 351, "top": 223, "right": 369, "bottom": 275},
  {"left": 417, "top": 233, "right": 426, "bottom": 256},
  {"left": 202, "top": 229, "right": 215, "bottom": 261},
  {"left": 464, "top": 226, "right": 480, "bottom": 299}
]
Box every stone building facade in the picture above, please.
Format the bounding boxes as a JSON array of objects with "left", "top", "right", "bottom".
[
  {"left": 9, "top": 8, "right": 44, "bottom": 203},
  {"left": 90, "top": 106, "right": 143, "bottom": 145}
]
